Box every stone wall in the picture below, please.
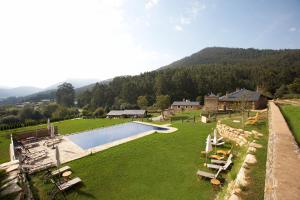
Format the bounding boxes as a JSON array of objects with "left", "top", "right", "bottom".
[
  {"left": 215, "top": 122, "right": 264, "bottom": 200},
  {"left": 216, "top": 122, "right": 262, "bottom": 146}
]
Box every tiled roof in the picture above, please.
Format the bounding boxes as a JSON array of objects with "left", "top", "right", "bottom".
[
  {"left": 219, "top": 89, "right": 261, "bottom": 102},
  {"left": 172, "top": 101, "right": 200, "bottom": 106}
]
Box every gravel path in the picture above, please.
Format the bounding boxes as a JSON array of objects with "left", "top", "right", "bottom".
[{"left": 264, "top": 101, "right": 300, "bottom": 200}]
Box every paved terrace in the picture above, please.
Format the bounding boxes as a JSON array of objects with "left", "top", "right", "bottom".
[{"left": 265, "top": 101, "right": 300, "bottom": 200}]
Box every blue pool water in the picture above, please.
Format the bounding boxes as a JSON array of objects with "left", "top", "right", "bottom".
[{"left": 66, "top": 122, "right": 168, "bottom": 150}]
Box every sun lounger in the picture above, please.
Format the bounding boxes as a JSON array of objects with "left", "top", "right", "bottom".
[
  {"left": 207, "top": 158, "right": 232, "bottom": 170},
  {"left": 44, "top": 138, "right": 62, "bottom": 147},
  {"left": 49, "top": 177, "right": 82, "bottom": 199},
  {"left": 211, "top": 137, "right": 224, "bottom": 142},
  {"left": 23, "top": 142, "right": 39, "bottom": 149},
  {"left": 216, "top": 149, "right": 231, "bottom": 156},
  {"left": 22, "top": 162, "right": 54, "bottom": 174},
  {"left": 57, "top": 177, "right": 82, "bottom": 191},
  {"left": 51, "top": 166, "right": 71, "bottom": 177},
  {"left": 211, "top": 154, "right": 233, "bottom": 164},
  {"left": 212, "top": 141, "right": 225, "bottom": 146},
  {"left": 43, "top": 166, "right": 71, "bottom": 182},
  {"left": 197, "top": 168, "right": 222, "bottom": 179},
  {"left": 23, "top": 152, "right": 47, "bottom": 164}
]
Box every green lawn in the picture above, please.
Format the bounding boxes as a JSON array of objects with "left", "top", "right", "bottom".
[
  {"left": 1, "top": 111, "right": 268, "bottom": 199},
  {"left": 280, "top": 104, "right": 300, "bottom": 145},
  {"left": 0, "top": 118, "right": 130, "bottom": 163},
  {"left": 31, "top": 120, "right": 219, "bottom": 200}
]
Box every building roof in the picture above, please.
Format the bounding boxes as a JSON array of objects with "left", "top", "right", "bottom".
[
  {"left": 219, "top": 89, "right": 261, "bottom": 102},
  {"left": 172, "top": 101, "right": 200, "bottom": 106},
  {"left": 107, "top": 110, "right": 146, "bottom": 116}
]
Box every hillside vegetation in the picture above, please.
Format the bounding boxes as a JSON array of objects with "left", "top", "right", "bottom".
[{"left": 75, "top": 47, "right": 300, "bottom": 110}]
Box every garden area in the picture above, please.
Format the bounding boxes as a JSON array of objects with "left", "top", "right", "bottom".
[{"left": 0, "top": 110, "right": 269, "bottom": 200}]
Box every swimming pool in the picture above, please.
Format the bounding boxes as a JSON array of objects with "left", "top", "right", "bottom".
[{"left": 66, "top": 122, "right": 169, "bottom": 150}]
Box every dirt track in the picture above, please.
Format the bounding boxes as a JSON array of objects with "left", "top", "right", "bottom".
[{"left": 264, "top": 101, "right": 300, "bottom": 200}]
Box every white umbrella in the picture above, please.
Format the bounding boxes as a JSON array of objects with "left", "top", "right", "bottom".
[
  {"left": 213, "top": 129, "right": 218, "bottom": 152},
  {"left": 205, "top": 134, "right": 212, "bottom": 166},
  {"left": 50, "top": 124, "right": 55, "bottom": 138},
  {"left": 213, "top": 129, "right": 217, "bottom": 144},
  {"left": 47, "top": 118, "right": 50, "bottom": 130},
  {"left": 205, "top": 134, "right": 213, "bottom": 153},
  {"left": 55, "top": 146, "right": 61, "bottom": 168}
]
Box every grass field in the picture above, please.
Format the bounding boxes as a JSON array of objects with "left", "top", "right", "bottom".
[
  {"left": 0, "top": 118, "right": 130, "bottom": 163},
  {"left": 1, "top": 110, "right": 269, "bottom": 199},
  {"left": 280, "top": 104, "right": 300, "bottom": 144},
  {"left": 30, "top": 120, "right": 220, "bottom": 200},
  {"left": 220, "top": 111, "right": 269, "bottom": 200}
]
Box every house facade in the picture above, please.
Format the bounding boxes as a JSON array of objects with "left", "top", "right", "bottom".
[
  {"left": 218, "top": 89, "right": 268, "bottom": 110},
  {"left": 171, "top": 100, "right": 201, "bottom": 111}
]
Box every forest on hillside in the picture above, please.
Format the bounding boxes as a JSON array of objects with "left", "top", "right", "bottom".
[{"left": 76, "top": 48, "right": 300, "bottom": 110}]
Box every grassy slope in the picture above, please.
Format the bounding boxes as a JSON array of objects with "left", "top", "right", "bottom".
[
  {"left": 31, "top": 120, "right": 218, "bottom": 200},
  {"left": 280, "top": 104, "right": 300, "bottom": 144},
  {"left": 220, "top": 111, "right": 268, "bottom": 200},
  {"left": 0, "top": 118, "right": 130, "bottom": 163}
]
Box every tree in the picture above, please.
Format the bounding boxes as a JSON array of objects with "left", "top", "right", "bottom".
[
  {"left": 155, "top": 95, "right": 170, "bottom": 119},
  {"left": 274, "top": 84, "right": 288, "bottom": 98},
  {"left": 77, "top": 90, "right": 92, "bottom": 107},
  {"left": 137, "top": 96, "right": 148, "bottom": 109},
  {"left": 93, "top": 107, "right": 105, "bottom": 118},
  {"left": 196, "top": 96, "right": 203, "bottom": 104},
  {"left": 288, "top": 77, "right": 300, "bottom": 94},
  {"left": 56, "top": 82, "right": 75, "bottom": 107},
  {"left": 18, "top": 105, "right": 34, "bottom": 121}
]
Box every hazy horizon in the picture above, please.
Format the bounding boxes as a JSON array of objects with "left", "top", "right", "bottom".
[{"left": 1, "top": 0, "right": 300, "bottom": 88}]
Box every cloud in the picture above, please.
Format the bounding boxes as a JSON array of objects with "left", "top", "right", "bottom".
[
  {"left": 145, "top": 0, "right": 159, "bottom": 10},
  {"left": 172, "top": 0, "right": 206, "bottom": 31},
  {"left": 175, "top": 25, "right": 183, "bottom": 31},
  {"left": 289, "top": 27, "right": 296, "bottom": 32}
]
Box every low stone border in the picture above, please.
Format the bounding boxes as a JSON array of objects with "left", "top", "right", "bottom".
[{"left": 215, "top": 122, "right": 263, "bottom": 200}]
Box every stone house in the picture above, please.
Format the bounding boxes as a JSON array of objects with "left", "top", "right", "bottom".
[
  {"left": 218, "top": 89, "right": 268, "bottom": 110},
  {"left": 171, "top": 100, "right": 200, "bottom": 111}
]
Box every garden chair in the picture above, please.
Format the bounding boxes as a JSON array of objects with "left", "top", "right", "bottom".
[
  {"left": 22, "top": 162, "right": 54, "bottom": 174},
  {"left": 43, "top": 166, "right": 71, "bottom": 182},
  {"left": 196, "top": 167, "right": 222, "bottom": 179},
  {"left": 207, "top": 157, "right": 233, "bottom": 170},
  {"left": 23, "top": 152, "right": 47, "bottom": 164},
  {"left": 49, "top": 177, "right": 82, "bottom": 199},
  {"left": 211, "top": 154, "right": 233, "bottom": 165}
]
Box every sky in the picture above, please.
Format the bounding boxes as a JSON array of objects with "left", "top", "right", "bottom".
[{"left": 0, "top": 0, "right": 300, "bottom": 88}]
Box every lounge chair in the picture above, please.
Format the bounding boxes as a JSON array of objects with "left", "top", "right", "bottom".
[
  {"left": 43, "top": 166, "right": 71, "bottom": 182},
  {"left": 51, "top": 166, "right": 71, "bottom": 177},
  {"left": 197, "top": 167, "right": 222, "bottom": 179},
  {"left": 216, "top": 149, "right": 231, "bottom": 156},
  {"left": 23, "top": 153, "right": 47, "bottom": 164},
  {"left": 49, "top": 177, "right": 82, "bottom": 199},
  {"left": 44, "top": 138, "right": 62, "bottom": 147},
  {"left": 22, "top": 162, "right": 54, "bottom": 174},
  {"left": 212, "top": 141, "right": 225, "bottom": 146},
  {"left": 207, "top": 157, "right": 232, "bottom": 170},
  {"left": 23, "top": 142, "right": 39, "bottom": 149},
  {"left": 211, "top": 154, "right": 233, "bottom": 165},
  {"left": 211, "top": 137, "right": 224, "bottom": 143}
]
